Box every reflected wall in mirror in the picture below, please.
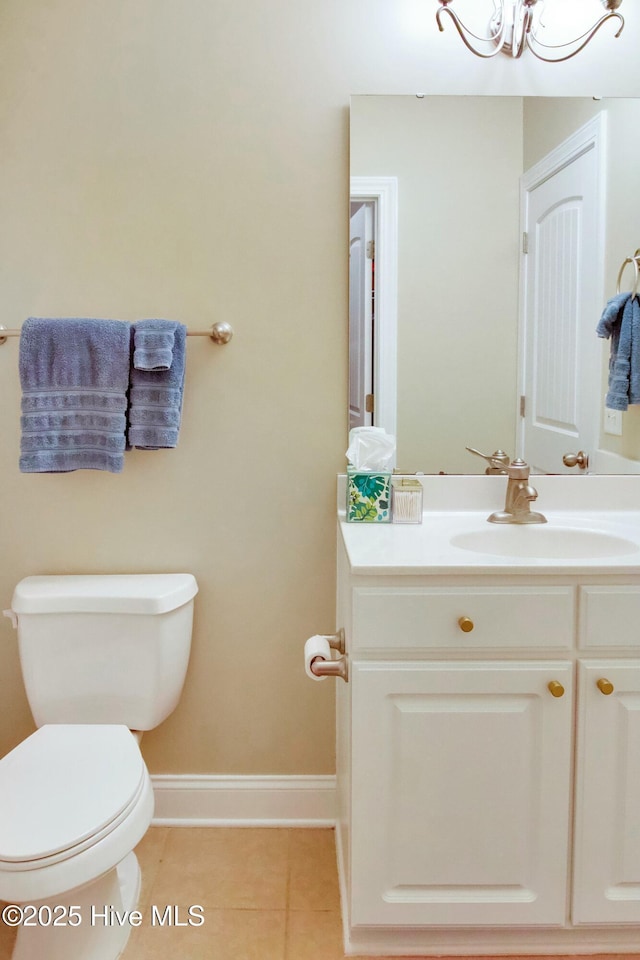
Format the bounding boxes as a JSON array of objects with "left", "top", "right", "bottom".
[{"left": 350, "top": 96, "right": 640, "bottom": 475}]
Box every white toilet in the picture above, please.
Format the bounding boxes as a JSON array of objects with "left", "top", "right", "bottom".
[{"left": 0, "top": 573, "right": 198, "bottom": 960}]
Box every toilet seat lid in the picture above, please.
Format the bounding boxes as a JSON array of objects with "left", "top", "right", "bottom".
[{"left": 0, "top": 725, "right": 146, "bottom": 863}]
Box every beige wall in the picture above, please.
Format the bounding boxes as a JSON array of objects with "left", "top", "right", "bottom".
[
  {"left": 0, "top": 1, "right": 639, "bottom": 775},
  {"left": 351, "top": 96, "right": 523, "bottom": 474}
]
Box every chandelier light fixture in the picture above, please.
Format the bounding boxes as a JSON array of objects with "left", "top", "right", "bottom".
[{"left": 435, "top": 0, "right": 624, "bottom": 62}]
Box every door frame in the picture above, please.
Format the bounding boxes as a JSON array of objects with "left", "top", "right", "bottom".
[
  {"left": 350, "top": 176, "right": 398, "bottom": 446},
  {"left": 517, "top": 113, "right": 606, "bottom": 471},
  {"left": 349, "top": 200, "right": 375, "bottom": 429}
]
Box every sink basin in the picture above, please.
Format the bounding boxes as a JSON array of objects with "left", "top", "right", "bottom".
[{"left": 450, "top": 526, "right": 638, "bottom": 560}]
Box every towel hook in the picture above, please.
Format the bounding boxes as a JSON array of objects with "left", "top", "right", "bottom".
[{"left": 616, "top": 252, "right": 640, "bottom": 299}]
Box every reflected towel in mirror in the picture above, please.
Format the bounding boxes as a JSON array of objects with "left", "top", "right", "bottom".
[{"left": 597, "top": 293, "right": 640, "bottom": 410}]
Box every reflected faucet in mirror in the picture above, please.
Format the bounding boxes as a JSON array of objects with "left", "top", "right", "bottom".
[{"left": 466, "top": 447, "right": 511, "bottom": 476}]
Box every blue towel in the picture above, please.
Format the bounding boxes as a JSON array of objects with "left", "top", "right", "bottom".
[
  {"left": 132, "top": 320, "right": 178, "bottom": 371},
  {"left": 597, "top": 293, "right": 640, "bottom": 410},
  {"left": 128, "top": 320, "right": 187, "bottom": 449},
  {"left": 19, "top": 318, "right": 131, "bottom": 473}
]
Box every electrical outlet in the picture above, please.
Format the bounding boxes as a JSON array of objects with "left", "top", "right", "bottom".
[{"left": 604, "top": 406, "right": 623, "bottom": 436}]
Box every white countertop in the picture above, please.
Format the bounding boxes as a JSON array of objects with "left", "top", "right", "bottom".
[{"left": 338, "top": 475, "right": 640, "bottom": 576}]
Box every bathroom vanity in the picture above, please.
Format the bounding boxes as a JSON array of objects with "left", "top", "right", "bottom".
[{"left": 334, "top": 475, "right": 640, "bottom": 955}]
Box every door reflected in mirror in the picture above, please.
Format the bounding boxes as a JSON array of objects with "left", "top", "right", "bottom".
[{"left": 349, "top": 96, "right": 640, "bottom": 475}]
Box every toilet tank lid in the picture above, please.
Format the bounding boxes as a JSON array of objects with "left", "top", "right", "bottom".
[{"left": 11, "top": 574, "right": 198, "bottom": 615}]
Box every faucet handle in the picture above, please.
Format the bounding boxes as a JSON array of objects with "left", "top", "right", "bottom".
[
  {"left": 465, "top": 446, "right": 510, "bottom": 475},
  {"left": 505, "top": 457, "right": 531, "bottom": 480}
]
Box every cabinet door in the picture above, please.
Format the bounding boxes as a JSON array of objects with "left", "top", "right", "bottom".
[
  {"left": 573, "top": 660, "right": 640, "bottom": 923},
  {"left": 350, "top": 660, "right": 573, "bottom": 927}
]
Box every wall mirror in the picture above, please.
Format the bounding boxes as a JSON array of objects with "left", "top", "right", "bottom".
[{"left": 349, "top": 95, "right": 640, "bottom": 475}]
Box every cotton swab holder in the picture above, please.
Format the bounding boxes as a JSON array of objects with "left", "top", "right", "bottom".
[{"left": 391, "top": 477, "right": 423, "bottom": 524}]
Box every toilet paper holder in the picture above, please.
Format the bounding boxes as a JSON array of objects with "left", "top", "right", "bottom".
[{"left": 310, "top": 629, "right": 348, "bottom": 682}]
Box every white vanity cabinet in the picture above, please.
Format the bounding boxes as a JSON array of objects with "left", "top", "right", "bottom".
[
  {"left": 335, "top": 535, "right": 640, "bottom": 955},
  {"left": 350, "top": 659, "right": 573, "bottom": 927},
  {"left": 573, "top": 660, "right": 640, "bottom": 924}
]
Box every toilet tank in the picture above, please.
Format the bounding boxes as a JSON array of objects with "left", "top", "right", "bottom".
[{"left": 9, "top": 574, "right": 198, "bottom": 730}]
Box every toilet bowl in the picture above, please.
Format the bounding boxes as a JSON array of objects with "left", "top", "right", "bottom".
[
  {"left": 1, "top": 573, "right": 198, "bottom": 960},
  {"left": 0, "top": 725, "right": 154, "bottom": 960}
]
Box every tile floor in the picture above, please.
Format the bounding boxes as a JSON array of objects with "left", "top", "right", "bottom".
[
  {"left": 1, "top": 827, "right": 640, "bottom": 959},
  {"left": 123, "top": 826, "right": 345, "bottom": 959},
  {"left": 0, "top": 827, "right": 348, "bottom": 960}
]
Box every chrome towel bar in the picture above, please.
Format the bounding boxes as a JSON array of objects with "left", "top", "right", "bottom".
[{"left": 0, "top": 321, "right": 233, "bottom": 346}]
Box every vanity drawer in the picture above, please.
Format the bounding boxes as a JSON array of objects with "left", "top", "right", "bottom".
[
  {"left": 579, "top": 585, "right": 640, "bottom": 649},
  {"left": 351, "top": 585, "right": 574, "bottom": 652}
]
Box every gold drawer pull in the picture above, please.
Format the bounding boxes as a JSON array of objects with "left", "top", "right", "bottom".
[
  {"left": 597, "top": 678, "right": 614, "bottom": 696},
  {"left": 548, "top": 680, "right": 565, "bottom": 698},
  {"left": 458, "top": 616, "right": 474, "bottom": 633}
]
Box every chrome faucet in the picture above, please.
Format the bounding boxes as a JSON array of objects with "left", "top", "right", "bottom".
[{"left": 488, "top": 458, "right": 547, "bottom": 525}]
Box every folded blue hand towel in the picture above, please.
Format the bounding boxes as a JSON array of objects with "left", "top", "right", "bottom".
[
  {"left": 128, "top": 319, "right": 187, "bottom": 449},
  {"left": 597, "top": 293, "right": 640, "bottom": 410},
  {"left": 133, "top": 319, "right": 179, "bottom": 371},
  {"left": 19, "top": 318, "right": 131, "bottom": 473}
]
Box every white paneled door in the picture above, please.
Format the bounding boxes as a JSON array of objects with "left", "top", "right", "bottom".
[{"left": 519, "top": 116, "right": 605, "bottom": 474}]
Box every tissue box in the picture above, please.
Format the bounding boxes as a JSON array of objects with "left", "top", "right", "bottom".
[{"left": 347, "top": 469, "right": 391, "bottom": 523}]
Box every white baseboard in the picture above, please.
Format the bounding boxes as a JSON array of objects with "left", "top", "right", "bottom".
[{"left": 150, "top": 774, "right": 336, "bottom": 827}]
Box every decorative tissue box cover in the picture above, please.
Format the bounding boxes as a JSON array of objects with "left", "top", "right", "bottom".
[{"left": 347, "top": 470, "right": 391, "bottom": 522}]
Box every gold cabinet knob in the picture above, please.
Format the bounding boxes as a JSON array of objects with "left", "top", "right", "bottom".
[
  {"left": 548, "top": 680, "right": 565, "bottom": 698},
  {"left": 597, "top": 678, "right": 614, "bottom": 695},
  {"left": 458, "top": 616, "right": 474, "bottom": 633}
]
